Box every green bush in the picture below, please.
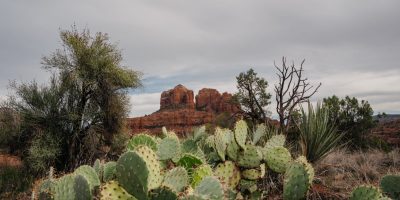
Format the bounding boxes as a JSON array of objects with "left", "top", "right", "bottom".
[
  {"left": 27, "top": 133, "right": 61, "bottom": 174},
  {"left": 0, "top": 166, "right": 33, "bottom": 198}
]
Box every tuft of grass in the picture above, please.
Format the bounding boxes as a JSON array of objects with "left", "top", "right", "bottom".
[{"left": 0, "top": 166, "right": 33, "bottom": 199}]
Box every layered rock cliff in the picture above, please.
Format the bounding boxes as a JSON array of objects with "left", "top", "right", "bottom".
[{"left": 127, "top": 85, "right": 240, "bottom": 135}]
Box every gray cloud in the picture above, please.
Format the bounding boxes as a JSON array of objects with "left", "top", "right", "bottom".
[{"left": 1, "top": 0, "right": 399, "bottom": 117}]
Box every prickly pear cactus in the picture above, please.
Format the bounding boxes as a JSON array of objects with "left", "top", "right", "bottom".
[
  {"left": 265, "top": 134, "right": 286, "bottom": 151},
  {"left": 74, "top": 165, "right": 100, "bottom": 192},
  {"left": 349, "top": 185, "right": 382, "bottom": 200},
  {"left": 191, "top": 164, "right": 213, "bottom": 188},
  {"left": 182, "top": 139, "right": 205, "bottom": 159},
  {"left": 193, "top": 176, "right": 224, "bottom": 200},
  {"left": 234, "top": 120, "right": 248, "bottom": 150},
  {"left": 215, "top": 127, "right": 229, "bottom": 161},
  {"left": 127, "top": 133, "right": 158, "bottom": 152},
  {"left": 214, "top": 161, "right": 241, "bottom": 189},
  {"left": 295, "top": 156, "right": 314, "bottom": 185},
  {"left": 242, "top": 164, "right": 266, "bottom": 180},
  {"left": 150, "top": 187, "right": 178, "bottom": 200},
  {"left": 226, "top": 134, "right": 240, "bottom": 161},
  {"left": 102, "top": 161, "right": 117, "bottom": 182},
  {"left": 283, "top": 162, "right": 310, "bottom": 200},
  {"left": 177, "top": 153, "right": 204, "bottom": 170},
  {"left": 38, "top": 179, "right": 55, "bottom": 200},
  {"left": 93, "top": 159, "right": 102, "bottom": 178},
  {"left": 162, "top": 167, "right": 189, "bottom": 192},
  {"left": 237, "top": 144, "right": 262, "bottom": 168},
  {"left": 53, "top": 174, "right": 92, "bottom": 200},
  {"left": 239, "top": 179, "right": 258, "bottom": 193},
  {"left": 380, "top": 174, "right": 400, "bottom": 199},
  {"left": 116, "top": 146, "right": 162, "bottom": 200},
  {"left": 157, "top": 135, "right": 181, "bottom": 161},
  {"left": 100, "top": 181, "right": 137, "bottom": 200},
  {"left": 265, "top": 146, "right": 292, "bottom": 173},
  {"left": 252, "top": 123, "right": 266, "bottom": 145}
]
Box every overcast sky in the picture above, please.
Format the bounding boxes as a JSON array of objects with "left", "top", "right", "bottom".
[{"left": 1, "top": 1, "right": 399, "bottom": 117}]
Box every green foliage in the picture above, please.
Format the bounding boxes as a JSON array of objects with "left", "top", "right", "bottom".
[
  {"left": 157, "top": 135, "right": 181, "bottom": 161},
  {"left": 162, "top": 167, "right": 189, "bottom": 192},
  {"left": 283, "top": 162, "right": 311, "bottom": 200},
  {"left": 193, "top": 177, "right": 224, "bottom": 200},
  {"left": 323, "top": 95, "right": 375, "bottom": 147},
  {"left": 237, "top": 144, "right": 262, "bottom": 168},
  {"left": 27, "top": 133, "right": 61, "bottom": 174},
  {"left": 53, "top": 174, "right": 92, "bottom": 200},
  {"left": 73, "top": 165, "right": 100, "bottom": 191},
  {"left": 8, "top": 26, "right": 142, "bottom": 172},
  {"left": 234, "top": 119, "right": 248, "bottom": 150},
  {"left": 102, "top": 161, "right": 117, "bottom": 182},
  {"left": 214, "top": 161, "right": 241, "bottom": 189},
  {"left": 126, "top": 133, "right": 158, "bottom": 152},
  {"left": 0, "top": 106, "right": 20, "bottom": 148},
  {"left": 0, "top": 167, "right": 33, "bottom": 198},
  {"left": 380, "top": 174, "right": 400, "bottom": 199},
  {"left": 265, "top": 146, "right": 292, "bottom": 173},
  {"left": 191, "top": 164, "right": 213, "bottom": 188},
  {"left": 234, "top": 68, "right": 272, "bottom": 123},
  {"left": 298, "top": 102, "right": 344, "bottom": 163}
]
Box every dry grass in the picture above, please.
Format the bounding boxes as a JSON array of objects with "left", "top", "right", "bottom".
[{"left": 312, "top": 148, "right": 400, "bottom": 199}]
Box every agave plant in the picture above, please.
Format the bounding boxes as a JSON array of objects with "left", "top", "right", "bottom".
[{"left": 297, "top": 102, "right": 344, "bottom": 163}]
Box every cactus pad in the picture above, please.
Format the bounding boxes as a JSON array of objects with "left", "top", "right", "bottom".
[
  {"left": 157, "top": 135, "right": 181, "bottom": 160},
  {"left": 215, "top": 127, "right": 229, "bottom": 161},
  {"left": 194, "top": 176, "right": 224, "bottom": 200},
  {"left": 237, "top": 144, "right": 262, "bottom": 168},
  {"left": 242, "top": 164, "right": 266, "bottom": 180},
  {"left": 177, "top": 153, "right": 204, "bottom": 170},
  {"left": 191, "top": 164, "right": 213, "bottom": 188},
  {"left": 126, "top": 133, "right": 158, "bottom": 152},
  {"left": 380, "top": 174, "right": 400, "bottom": 199},
  {"left": 234, "top": 120, "right": 248, "bottom": 150},
  {"left": 265, "top": 134, "right": 286, "bottom": 151},
  {"left": 103, "top": 161, "right": 117, "bottom": 182},
  {"left": 349, "top": 185, "right": 382, "bottom": 200},
  {"left": 226, "top": 135, "right": 240, "bottom": 161},
  {"left": 53, "top": 174, "right": 91, "bottom": 200},
  {"left": 239, "top": 179, "right": 258, "bottom": 193},
  {"left": 252, "top": 123, "right": 266, "bottom": 145},
  {"left": 283, "top": 162, "right": 310, "bottom": 200},
  {"left": 214, "top": 161, "right": 241, "bottom": 189},
  {"left": 100, "top": 181, "right": 137, "bottom": 200},
  {"left": 149, "top": 187, "right": 178, "bottom": 200},
  {"left": 162, "top": 167, "right": 189, "bottom": 192},
  {"left": 265, "top": 146, "right": 292, "bottom": 173},
  {"left": 74, "top": 165, "right": 100, "bottom": 191},
  {"left": 295, "top": 156, "right": 314, "bottom": 185}
]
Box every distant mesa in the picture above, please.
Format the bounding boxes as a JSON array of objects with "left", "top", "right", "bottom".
[{"left": 127, "top": 84, "right": 241, "bottom": 135}]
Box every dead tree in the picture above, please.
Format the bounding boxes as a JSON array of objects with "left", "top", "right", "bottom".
[{"left": 274, "top": 57, "right": 321, "bottom": 132}]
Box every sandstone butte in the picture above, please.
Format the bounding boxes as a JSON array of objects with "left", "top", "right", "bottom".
[{"left": 127, "top": 84, "right": 242, "bottom": 135}]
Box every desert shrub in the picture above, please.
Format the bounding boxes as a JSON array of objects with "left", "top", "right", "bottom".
[
  {"left": 0, "top": 106, "right": 20, "bottom": 149},
  {"left": 298, "top": 102, "right": 344, "bottom": 163},
  {"left": 0, "top": 166, "right": 33, "bottom": 198},
  {"left": 27, "top": 133, "right": 61, "bottom": 174},
  {"left": 323, "top": 95, "right": 375, "bottom": 147}
]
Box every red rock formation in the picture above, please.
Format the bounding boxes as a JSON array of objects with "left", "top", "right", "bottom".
[
  {"left": 128, "top": 85, "right": 240, "bottom": 135},
  {"left": 160, "top": 84, "right": 195, "bottom": 110}
]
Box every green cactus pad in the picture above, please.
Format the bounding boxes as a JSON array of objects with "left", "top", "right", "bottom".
[
  {"left": 74, "top": 165, "right": 101, "bottom": 192},
  {"left": 265, "top": 134, "right": 286, "bottom": 151},
  {"left": 295, "top": 156, "right": 314, "bottom": 185},
  {"left": 239, "top": 179, "right": 258, "bottom": 193},
  {"left": 133, "top": 145, "right": 163, "bottom": 190},
  {"left": 283, "top": 162, "right": 310, "bottom": 200},
  {"left": 93, "top": 159, "right": 102, "bottom": 177},
  {"left": 380, "top": 174, "right": 400, "bottom": 199},
  {"left": 205, "top": 135, "right": 216, "bottom": 149},
  {"left": 193, "top": 126, "right": 207, "bottom": 142},
  {"left": 265, "top": 146, "right": 292, "bottom": 173},
  {"left": 234, "top": 120, "right": 248, "bottom": 150},
  {"left": 74, "top": 175, "right": 92, "bottom": 200},
  {"left": 242, "top": 164, "right": 266, "bottom": 180},
  {"left": 215, "top": 127, "right": 229, "bottom": 161},
  {"left": 162, "top": 167, "right": 189, "bottom": 192},
  {"left": 214, "top": 161, "right": 241, "bottom": 189},
  {"left": 126, "top": 133, "right": 158, "bottom": 152},
  {"left": 252, "top": 123, "right": 266, "bottom": 145},
  {"left": 116, "top": 146, "right": 162, "bottom": 200},
  {"left": 177, "top": 153, "right": 204, "bottom": 170},
  {"left": 350, "top": 185, "right": 382, "bottom": 200},
  {"left": 53, "top": 174, "right": 92, "bottom": 200},
  {"left": 100, "top": 181, "right": 137, "bottom": 200},
  {"left": 191, "top": 164, "right": 213, "bottom": 188},
  {"left": 226, "top": 134, "right": 240, "bottom": 161},
  {"left": 182, "top": 139, "right": 205, "bottom": 159},
  {"left": 194, "top": 176, "right": 224, "bottom": 200},
  {"left": 157, "top": 135, "right": 181, "bottom": 161},
  {"left": 149, "top": 187, "right": 178, "bottom": 200},
  {"left": 237, "top": 144, "right": 262, "bottom": 168},
  {"left": 103, "top": 161, "right": 117, "bottom": 182}
]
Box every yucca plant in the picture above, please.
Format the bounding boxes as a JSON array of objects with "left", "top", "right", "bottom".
[{"left": 297, "top": 102, "right": 344, "bottom": 163}]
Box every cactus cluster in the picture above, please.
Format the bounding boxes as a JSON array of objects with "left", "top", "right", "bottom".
[
  {"left": 350, "top": 174, "right": 400, "bottom": 200},
  {"left": 37, "top": 121, "right": 318, "bottom": 200}
]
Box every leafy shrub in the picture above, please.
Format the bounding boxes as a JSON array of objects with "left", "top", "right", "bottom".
[
  {"left": 0, "top": 166, "right": 33, "bottom": 198},
  {"left": 297, "top": 102, "right": 344, "bottom": 163},
  {"left": 27, "top": 133, "right": 61, "bottom": 174}
]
